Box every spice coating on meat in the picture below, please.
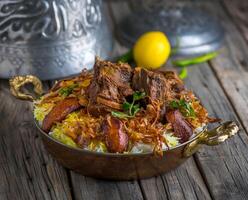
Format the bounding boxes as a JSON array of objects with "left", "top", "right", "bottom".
[
  {"left": 103, "top": 116, "right": 128, "bottom": 153},
  {"left": 132, "top": 68, "right": 167, "bottom": 102},
  {"left": 132, "top": 68, "right": 185, "bottom": 103},
  {"left": 42, "top": 98, "right": 81, "bottom": 132},
  {"left": 161, "top": 71, "right": 185, "bottom": 100},
  {"left": 166, "top": 109, "right": 193, "bottom": 143},
  {"left": 87, "top": 57, "right": 133, "bottom": 116}
]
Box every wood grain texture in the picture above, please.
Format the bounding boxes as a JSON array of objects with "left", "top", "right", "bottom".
[
  {"left": 0, "top": 80, "right": 72, "bottom": 200},
  {"left": 140, "top": 158, "right": 212, "bottom": 200},
  {"left": 208, "top": 0, "right": 248, "bottom": 134},
  {"left": 222, "top": 0, "right": 248, "bottom": 43},
  {"left": 185, "top": 63, "right": 248, "bottom": 200},
  {"left": 71, "top": 176, "right": 143, "bottom": 200}
]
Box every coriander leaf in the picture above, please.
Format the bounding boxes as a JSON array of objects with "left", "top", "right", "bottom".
[
  {"left": 123, "top": 102, "right": 131, "bottom": 111},
  {"left": 128, "top": 91, "right": 145, "bottom": 116},
  {"left": 179, "top": 99, "right": 195, "bottom": 118},
  {"left": 111, "top": 111, "right": 132, "bottom": 119},
  {"left": 169, "top": 99, "right": 196, "bottom": 118},
  {"left": 169, "top": 100, "right": 179, "bottom": 109},
  {"left": 58, "top": 88, "right": 70, "bottom": 97},
  {"left": 58, "top": 84, "right": 78, "bottom": 97},
  {"left": 132, "top": 104, "right": 140, "bottom": 110},
  {"left": 114, "top": 92, "right": 145, "bottom": 119},
  {"left": 188, "top": 106, "right": 196, "bottom": 118},
  {"left": 179, "top": 99, "right": 188, "bottom": 109},
  {"left": 133, "top": 91, "right": 146, "bottom": 101},
  {"left": 131, "top": 104, "right": 140, "bottom": 116},
  {"left": 132, "top": 107, "right": 140, "bottom": 116}
]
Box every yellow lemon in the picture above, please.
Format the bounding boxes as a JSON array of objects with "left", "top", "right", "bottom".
[{"left": 133, "top": 31, "right": 171, "bottom": 69}]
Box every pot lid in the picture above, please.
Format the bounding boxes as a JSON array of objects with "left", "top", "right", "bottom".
[{"left": 118, "top": 5, "right": 224, "bottom": 57}]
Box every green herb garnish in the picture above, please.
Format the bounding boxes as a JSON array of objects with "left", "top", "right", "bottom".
[
  {"left": 133, "top": 91, "right": 146, "bottom": 101},
  {"left": 58, "top": 84, "right": 78, "bottom": 97},
  {"left": 111, "top": 111, "right": 133, "bottom": 119},
  {"left": 127, "top": 91, "right": 145, "bottom": 116},
  {"left": 111, "top": 91, "right": 146, "bottom": 119},
  {"left": 169, "top": 99, "right": 196, "bottom": 118}
]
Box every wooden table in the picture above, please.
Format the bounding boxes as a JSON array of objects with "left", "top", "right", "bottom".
[{"left": 1, "top": 1, "right": 248, "bottom": 199}]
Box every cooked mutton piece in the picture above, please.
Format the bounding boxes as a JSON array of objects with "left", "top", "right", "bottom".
[
  {"left": 42, "top": 98, "right": 81, "bottom": 132},
  {"left": 161, "top": 71, "right": 185, "bottom": 100},
  {"left": 102, "top": 116, "right": 128, "bottom": 153},
  {"left": 87, "top": 57, "right": 133, "bottom": 116},
  {"left": 132, "top": 68, "right": 185, "bottom": 103},
  {"left": 166, "top": 109, "right": 193, "bottom": 143},
  {"left": 132, "top": 67, "right": 167, "bottom": 102}
]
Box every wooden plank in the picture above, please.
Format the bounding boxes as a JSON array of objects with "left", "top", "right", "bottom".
[
  {"left": 0, "top": 80, "right": 72, "bottom": 200},
  {"left": 215, "top": 0, "right": 248, "bottom": 134},
  {"left": 184, "top": 63, "right": 248, "bottom": 200},
  {"left": 71, "top": 176, "right": 143, "bottom": 200},
  {"left": 108, "top": 1, "right": 212, "bottom": 200},
  {"left": 140, "top": 158, "right": 212, "bottom": 200},
  {"left": 222, "top": 0, "right": 248, "bottom": 43}
]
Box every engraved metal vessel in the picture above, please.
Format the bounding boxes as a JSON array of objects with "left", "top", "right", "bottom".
[
  {"left": 118, "top": 1, "right": 224, "bottom": 57},
  {"left": 0, "top": 0, "right": 113, "bottom": 80}
]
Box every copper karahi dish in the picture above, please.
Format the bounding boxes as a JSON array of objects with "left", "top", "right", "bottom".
[{"left": 10, "top": 58, "right": 239, "bottom": 180}]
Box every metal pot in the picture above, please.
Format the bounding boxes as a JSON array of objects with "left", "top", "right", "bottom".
[
  {"left": 118, "top": 1, "right": 224, "bottom": 57},
  {"left": 0, "top": 0, "right": 113, "bottom": 80},
  {"left": 9, "top": 75, "right": 239, "bottom": 180}
]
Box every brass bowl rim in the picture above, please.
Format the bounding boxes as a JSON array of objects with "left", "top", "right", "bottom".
[{"left": 35, "top": 119, "right": 207, "bottom": 157}]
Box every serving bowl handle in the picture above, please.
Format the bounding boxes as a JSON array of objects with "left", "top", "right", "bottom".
[
  {"left": 183, "top": 121, "right": 239, "bottom": 157},
  {"left": 9, "top": 75, "right": 43, "bottom": 101}
]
